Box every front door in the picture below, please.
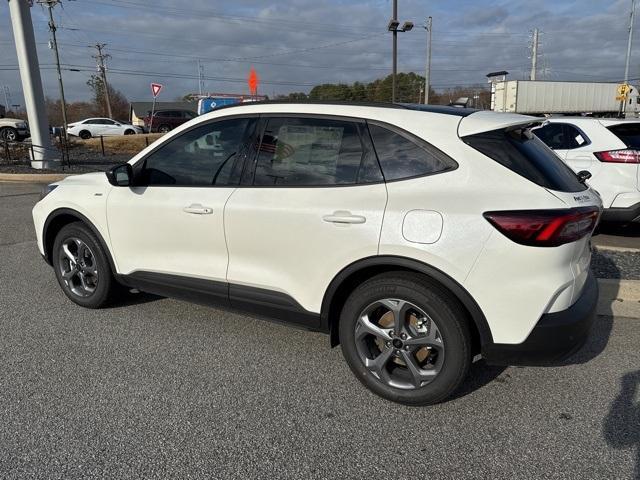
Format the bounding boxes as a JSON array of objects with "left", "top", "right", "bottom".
[{"left": 106, "top": 116, "right": 257, "bottom": 284}]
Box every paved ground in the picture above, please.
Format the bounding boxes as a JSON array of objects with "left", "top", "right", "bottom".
[
  {"left": 1, "top": 183, "right": 640, "bottom": 479},
  {"left": 593, "top": 222, "right": 640, "bottom": 251}
]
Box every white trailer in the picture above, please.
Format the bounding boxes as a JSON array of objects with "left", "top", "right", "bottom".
[{"left": 491, "top": 80, "right": 640, "bottom": 117}]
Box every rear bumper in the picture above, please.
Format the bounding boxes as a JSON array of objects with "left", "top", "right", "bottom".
[
  {"left": 482, "top": 271, "right": 598, "bottom": 366},
  {"left": 600, "top": 202, "right": 640, "bottom": 223}
]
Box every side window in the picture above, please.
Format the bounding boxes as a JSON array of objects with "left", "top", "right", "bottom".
[
  {"left": 562, "top": 124, "right": 588, "bottom": 149},
  {"left": 183, "top": 111, "right": 197, "bottom": 119},
  {"left": 139, "top": 117, "right": 255, "bottom": 186},
  {"left": 534, "top": 123, "right": 565, "bottom": 149},
  {"left": 368, "top": 123, "right": 456, "bottom": 181},
  {"left": 253, "top": 117, "right": 382, "bottom": 186}
]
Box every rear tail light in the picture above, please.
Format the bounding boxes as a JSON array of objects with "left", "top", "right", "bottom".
[
  {"left": 594, "top": 149, "right": 640, "bottom": 163},
  {"left": 483, "top": 207, "right": 601, "bottom": 247}
]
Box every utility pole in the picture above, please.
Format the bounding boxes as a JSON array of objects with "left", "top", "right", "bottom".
[
  {"left": 197, "top": 60, "right": 205, "bottom": 96},
  {"left": 530, "top": 28, "right": 539, "bottom": 81},
  {"left": 424, "top": 16, "right": 432, "bottom": 104},
  {"left": 93, "top": 43, "right": 113, "bottom": 119},
  {"left": 2, "top": 86, "right": 11, "bottom": 112},
  {"left": 623, "top": 0, "right": 636, "bottom": 116},
  {"left": 39, "top": 0, "right": 68, "bottom": 134},
  {"left": 8, "top": 0, "right": 53, "bottom": 167},
  {"left": 392, "top": 0, "right": 398, "bottom": 103}
]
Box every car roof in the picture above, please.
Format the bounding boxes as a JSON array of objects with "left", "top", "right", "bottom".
[{"left": 546, "top": 116, "right": 640, "bottom": 127}]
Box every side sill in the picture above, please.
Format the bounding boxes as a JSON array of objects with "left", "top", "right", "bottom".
[{"left": 119, "top": 271, "right": 323, "bottom": 332}]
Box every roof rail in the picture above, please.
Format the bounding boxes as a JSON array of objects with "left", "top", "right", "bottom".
[{"left": 210, "top": 99, "right": 479, "bottom": 117}]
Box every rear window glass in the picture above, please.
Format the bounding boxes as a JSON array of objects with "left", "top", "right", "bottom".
[
  {"left": 463, "top": 128, "right": 586, "bottom": 192},
  {"left": 608, "top": 123, "right": 640, "bottom": 148}
]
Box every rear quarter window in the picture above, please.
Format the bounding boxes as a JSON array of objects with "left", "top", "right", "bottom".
[
  {"left": 368, "top": 123, "right": 457, "bottom": 181},
  {"left": 463, "top": 128, "right": 586, "bottom": 192}
]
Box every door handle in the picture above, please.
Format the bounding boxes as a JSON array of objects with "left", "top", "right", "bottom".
[
  {"left": 322, "top": 211, "right": 366, "bottom": 224},
  {"left": 183, "top": 204, "right": 213, "bottom": 215}
]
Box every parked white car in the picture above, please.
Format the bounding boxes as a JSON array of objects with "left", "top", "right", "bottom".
[
  {"left": 534, "top": 117, "right": 640, "bottom": 223},
  {"left": 0, "top": 116, "right": 29, "bottom": 141},
  {"left": 33, "top": 102, "right": 602, "bottom": 405},
  {"left": 67, "top": 118, "right": 143, "bottom": 139}
]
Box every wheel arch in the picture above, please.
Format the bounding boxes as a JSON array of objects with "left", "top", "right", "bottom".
[
  {"left": 43, "top": 208, "right": 118, "bottom": 274},
  {"left": 320, "top": 255, "right": 493, "bottom": 351}
]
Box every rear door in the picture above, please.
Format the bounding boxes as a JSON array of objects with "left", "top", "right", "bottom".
[{"left": 223, "top": 115, "right": 387, "bottom": 323}]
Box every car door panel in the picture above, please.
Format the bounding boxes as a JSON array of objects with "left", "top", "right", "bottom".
[
  {"left": 224, "top": 115, "right": 387, "bottom": 314},
  {"left": 106, "top": 116, "right": 256, "bottom": 282}
]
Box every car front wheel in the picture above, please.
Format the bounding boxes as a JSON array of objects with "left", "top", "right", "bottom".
[
  {"left": 339, "top": 272, "right": 472, "bottom": 405},
  {"left": 52, "top": 222, "right": 117, "bottom": 308},
  {"left": 0, "top": 127, "right": 18, "bottom": 142}
]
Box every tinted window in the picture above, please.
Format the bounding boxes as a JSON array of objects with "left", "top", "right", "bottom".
[
  {"left": 183, "top": 111, "right": 197, "bottom": 119},
  {"left": 368, "top": 123, "right": 457, "bottom": 181},
  {"left": 535, "top": 123, "right": 588, "bottom": 150},
  {"left": 464, "top": 128, "right": 586, "bottom": 192},
  {"left": 253, "top": 117, "right": 382, "bottom": 186},
  {"left": 534, "top": 123, "right": 566, "bottom": 149},
  {"left": 608, "top": 123, "right": 640, "bottom": 148},
  {"left": 139, "top": 117, "right": 254, "bottom": 186}
]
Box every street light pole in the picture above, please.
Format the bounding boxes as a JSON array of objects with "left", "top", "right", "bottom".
[
  {"left": 392, "top": 0, "right": 397, "bottom": 103},
  {"left": 424, "top": 16, "right": 432, "bottom": 104}
]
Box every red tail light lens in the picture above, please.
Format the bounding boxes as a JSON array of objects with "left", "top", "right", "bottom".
[
  {"left": 483, "top": 207, "right": 601, "bottom": 247},
  {"left": 594, "top": 149, "right": 640, "bottom": 163}
]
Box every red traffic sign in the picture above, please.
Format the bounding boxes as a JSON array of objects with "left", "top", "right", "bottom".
[{"left": 151, "top": 83, "right": 163, "bottom": 98}]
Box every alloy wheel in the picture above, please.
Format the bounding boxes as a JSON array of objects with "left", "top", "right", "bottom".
[
  {"left": 58, "top": 237, "right": 99, "bottom": 297},
  {"left": 355, "top": 298, "right": 445, "bottom": 390}
]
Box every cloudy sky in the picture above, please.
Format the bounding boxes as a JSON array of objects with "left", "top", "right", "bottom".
[{"left": 0, "top": 0, "right": 637, "bottom": 107}]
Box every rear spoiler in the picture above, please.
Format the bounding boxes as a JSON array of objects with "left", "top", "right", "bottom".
[{"left": 457, "top": 110, "right": 544, "bottom": 137}]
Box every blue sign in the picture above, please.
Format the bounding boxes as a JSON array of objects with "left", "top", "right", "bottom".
[{"left": 198, "top": 97, "right": 242, "bottom": 115}]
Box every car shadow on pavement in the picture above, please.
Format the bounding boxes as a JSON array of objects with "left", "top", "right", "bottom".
[
  {"left": 604, "top": 371, "right": 640, "bottom": 480},
  {"left": 106, "top": 290, "right": 162, "bottom": 308},
  {"left": 449, "top": 360, "right": 506, "bottom": 401}
]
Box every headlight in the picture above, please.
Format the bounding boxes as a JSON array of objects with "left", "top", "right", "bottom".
[{"left": 40, "top": 184, "right": 58, "bottom": 200}]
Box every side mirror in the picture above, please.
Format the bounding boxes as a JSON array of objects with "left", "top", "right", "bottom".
[
  {"left": 577, "top": 170, "right": 592, "bottom": 183},
  {"left": 106, "top": 163, "right": 133, "bottom": 187}
]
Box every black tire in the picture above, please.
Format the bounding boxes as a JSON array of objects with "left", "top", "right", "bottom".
[
  {"left": 124, "top": 129, "right": 135, "bottom": 135},
  {"left": 79, "top": 130, "right": 92, "bottom": 140},
  {"left": 52, "top": 222, "right": 117, "bottom": 308},
  {"left": 1, "top": 127, "right": 18, "bottom": 142},
  {"left": 158, "top": 124, "right": 171, "bottom": 133},
  {"left": 339, "top": 272, "right": 472, "bottom": 405}
]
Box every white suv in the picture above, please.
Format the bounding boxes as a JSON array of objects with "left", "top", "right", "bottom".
[
  {"left": 33, "top": 103, "right": 602, "bottom": 405},
  {"left": 534, "top": 117, "right": 640, "bottom": 223}
]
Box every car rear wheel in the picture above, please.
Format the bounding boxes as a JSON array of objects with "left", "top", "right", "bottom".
[
  {"left": 158, "top": 124, "right": 171, "bottom": 133},
  {"left": 52, "top": 222, "right": 117, "bottom": 308},
  {"left": 79, "top": 130, "right": 91, "bottom": 140},
  {"left": 339, "top": 272, "right": 472, "bottom": 405},
  {"left": 0, "top": 127, "right": 18, "bottom": 142}
]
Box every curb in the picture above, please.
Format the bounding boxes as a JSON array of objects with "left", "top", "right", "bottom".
[
  {"left": 0, "top": 173, "right": 72, "bottom": 183},
  {"left": 597, "top": 279, "right": 640, "bottom": 319},
  {"left": 594, "top": 245, "right": 640, "bottom": 253}
]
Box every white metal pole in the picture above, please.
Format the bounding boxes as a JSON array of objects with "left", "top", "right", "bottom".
[{"left": 8, "top": 0, "right": 54, "bottom": 168}]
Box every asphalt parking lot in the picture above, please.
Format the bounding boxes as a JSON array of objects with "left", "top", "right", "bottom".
[{"left": 1, "top": 182, "right": 639, "bottom": 479}]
